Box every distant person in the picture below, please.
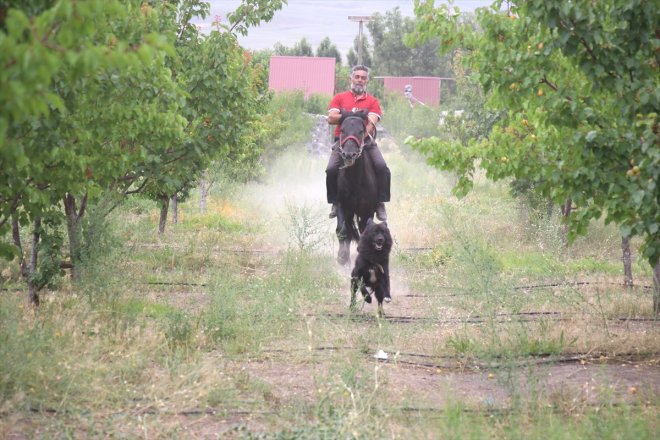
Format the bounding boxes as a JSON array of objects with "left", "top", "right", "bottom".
[
  {"left": 404, "top": 84, "right": 425, "bottom": 107},
  {"left": 325, "top": 65, "right": 391, "bottom": 221},
  {"left": 404, "top": 84, "right": 414, "bottom": 107}
]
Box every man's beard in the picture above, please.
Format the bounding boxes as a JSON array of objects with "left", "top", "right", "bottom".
[{"left": 351, "top": 84, "right": 365, "bottom": 94}]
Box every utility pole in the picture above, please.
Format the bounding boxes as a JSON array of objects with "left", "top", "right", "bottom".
[{"left": 348, "top": 16, "right": 374, "bottom": 65}]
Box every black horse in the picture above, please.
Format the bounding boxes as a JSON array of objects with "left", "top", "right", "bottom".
[{"left": 334, "top": 110, "right": 379, "bottom": 265}]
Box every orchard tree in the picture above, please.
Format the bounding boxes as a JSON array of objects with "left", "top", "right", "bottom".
[
  {"left": 246, "top": 48, "right": 273, "bottom": 88},
  {"left": 368, "top": 7, "right": 453, "bottom": 77},
  {"left": 57, "top": 3, "right": 186, "bottom": 274},
  {"left": 408, "top": 0, "right": 660, "bottom": 312},
  {"left": 346, "top": 35, "right": 373, "bottom": 68},
  {"left": 1, "top": 0, "right": 184, "bottom": 303},
  {"left": 148, "top": 0, "right": 286, "bottom": 233},
  {"left": 226, "top": 0, "right": 286, "bottom": 37},
  {"left": 436, "top": 51, "right": 501, "bottom": 149},
  {"left": 1, "top": 0, "right": 288, "bottom": 303},
  {"left": 274, "top": 37, "right": 313, "bottom": 56},
  {"left": 316, "top": 37, "right": 342, "bottom": 66}
]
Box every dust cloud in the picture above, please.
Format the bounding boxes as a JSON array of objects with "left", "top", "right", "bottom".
[{"left": 236, "top": 124, "right": 449, "bottom": 303}]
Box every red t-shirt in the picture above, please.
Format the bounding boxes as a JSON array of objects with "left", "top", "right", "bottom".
[{"left": 328, "top": 91, "right": 382, "bottom": 138}]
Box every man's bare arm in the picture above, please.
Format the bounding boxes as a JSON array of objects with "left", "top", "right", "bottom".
[
  {"left": 327, "top": 110, "right": 341, "bottom": 125},
  {"left": 367, "top": 113, "right": 380, "bottom": 137}
]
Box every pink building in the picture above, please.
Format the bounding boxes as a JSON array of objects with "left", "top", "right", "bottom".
[
  {"left": 268, "top": 56, "right": 336, "bottom": 98},
  {"left": 382, "top": 76, "right": 446, "bottom": 106}
]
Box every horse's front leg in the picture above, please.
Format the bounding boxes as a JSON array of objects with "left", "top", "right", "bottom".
[
  {"left": 338, "top": 243, "right": 350, "bottom": 266},
  {"left": 358, "top": 214, "right": 373, "bottom": 235},
  {"left": 336, "top": 213, "right": 351, "bottom": 266},
  {"left": 350, "top": 277, "right": 359, "bottom": 313}
]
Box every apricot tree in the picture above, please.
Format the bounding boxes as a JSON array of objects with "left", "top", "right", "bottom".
[{"left": 408, "top": 0, "right": 659, "bottom": 311}]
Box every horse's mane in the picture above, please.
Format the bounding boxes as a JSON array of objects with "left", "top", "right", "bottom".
[{"left": 339, "top": 109, "right": 368, "bottom": 124}]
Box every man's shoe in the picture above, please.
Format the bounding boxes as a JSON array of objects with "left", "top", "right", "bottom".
[
  {"left": 375, "top": 202, "right": 387, "bottom": 221},
  {"left": 329, "top": 203, "right": 338, "bottom": 219}
]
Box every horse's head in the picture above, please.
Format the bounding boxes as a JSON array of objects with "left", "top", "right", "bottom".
[{"left": 337, "top": 109, "right": 369, "bottom": 167}]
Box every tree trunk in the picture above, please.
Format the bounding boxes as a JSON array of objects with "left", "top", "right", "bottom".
[
  {"left": 171, "top": 193, "right": 178, "bottom": 224},
  {"left": 200, "top": 178, "right": 208, "bottom": 215},
  {"left": 13, "top": 216, "right": 41, "bottom": 306},
  {"left": 28, "top": 218, "right": 41, "bottom": 307},
  {"left": 653, "top": 260, "right": 660, "bottom": 315},
  {"left": 11, "top": 216, "right": 27, "bottom": 278},
  {"left": 621, "top": 236, "right": 633, "bottom": 287},
  {"left": 560, "top": 198, "right": 572, "bottom": 245},
  {"left": 158, "top": 194, "right": 169, "bottom": 234},
  {"left": 63, "top": 193, "right": 87, "bottom": 282}
]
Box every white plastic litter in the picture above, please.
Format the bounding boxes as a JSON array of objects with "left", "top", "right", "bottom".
[{"left": 374, "top": 349, "right": 388, "bottom": 360}]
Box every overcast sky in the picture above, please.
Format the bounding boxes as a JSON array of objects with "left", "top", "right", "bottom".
[{"left": 197, "top": 1, "right": 496, "bottom": 55}]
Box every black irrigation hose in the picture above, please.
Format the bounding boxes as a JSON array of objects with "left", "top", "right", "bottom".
[
  {"left": 27, "top": 401, "right": 656, "bottom": 419},
  {"left": 315, "top": 311, "right": 660, "bottom": 325},
  {"left": 146, "top": 281, "right": 207, "bottom": 287},
  {"left": 141, "top": 279, "right": 654, "bottom": 291},
  {"left": 6, "top": 280, "right": 651, "bottom": 293},
  {"left": 26, "top": 402, "right": 657, "bottom": 418},
  {"left": 399, "top": 401, "right": 657, "bottom": 417},
  {"left": 385, "top": 350, "right": 660, "bottom": 365},
  {"left": 403, "top": 282, "right": 654, "bottom": 296},
  {"left": 622, "top": 317, "right": 660, "bottom": 322},
  {"left": 263, "top": 346, "right": 660, "bottom": 363},
  {"left": 386, "top": 354, "right": 604, "bottom": 371},
  {"left": 134, "top": 243, "right": 273, "bottom": 255},
  {"left": 513, "top": 281, "right": 654, "bottom": 290},
  {"left": 261, "top": 346, "right": 659, "bottom": 371},
  {"left": 28, "top": 406, "right": 275, "bottom": 417}
]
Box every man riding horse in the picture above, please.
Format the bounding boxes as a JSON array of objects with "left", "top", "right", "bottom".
[{"left": 325, "top": 65, "right": 391, "bottom": 222}]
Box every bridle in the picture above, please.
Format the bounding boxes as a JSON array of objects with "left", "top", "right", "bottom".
[
  {"left": 339, "top": 116, "right": 367, "bottom": 150},
  {"left": 337, "top": 115, "right": 368, "bottom": 167}
]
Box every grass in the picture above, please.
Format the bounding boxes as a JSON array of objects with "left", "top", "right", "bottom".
[
  {"left": 400, "top": 405, "right": 659, "bottom": 440},
  {"left": 1, "top": 138, "right": 658, "bottom": 438}
]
